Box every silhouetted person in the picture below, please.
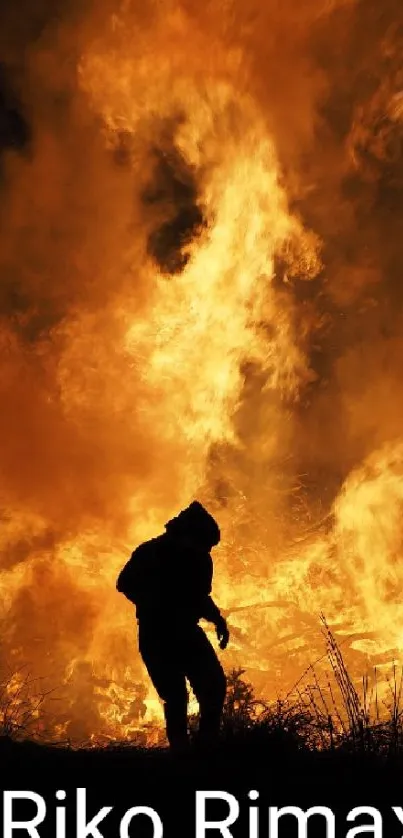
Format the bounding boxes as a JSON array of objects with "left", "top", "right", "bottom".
[{"left": 116, "top": 501, "right": 229, "bottom": 751}]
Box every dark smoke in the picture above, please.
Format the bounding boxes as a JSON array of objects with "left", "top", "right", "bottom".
[{"left": 143, "top": 146, "right": 205, "bottom": 274}]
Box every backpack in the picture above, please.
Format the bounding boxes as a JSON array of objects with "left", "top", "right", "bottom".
[{"left": 116, "top": 540, "right": 160, "bottom": 606}]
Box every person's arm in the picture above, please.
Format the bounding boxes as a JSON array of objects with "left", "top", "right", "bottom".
[
  {"left": 201, "top": 596, "right": 229, "bottom": 649},
  {"left": 200, "top": 595, "right": 223, "bottom": 624},
  {"left": 198, "top": 554, "right": 230, "bottom": 649}
]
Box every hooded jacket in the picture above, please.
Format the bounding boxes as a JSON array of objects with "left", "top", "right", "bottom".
[{"left": 116, "top": 531, "right": 222, "bottom": 627}]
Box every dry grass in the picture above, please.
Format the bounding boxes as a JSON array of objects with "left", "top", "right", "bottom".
[
  {"left": 212, "top": 617, "right": 403, "bottom": 761},
  {"left": 0, "top": 666, "right": 54, "bottom": 742},
  {"left": 3, "top": 620, "right": 403, "bottom": 761}
]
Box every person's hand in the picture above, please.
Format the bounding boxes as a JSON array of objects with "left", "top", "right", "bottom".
[{"left": 216, "top": 616, "right": 229, "bottom": 650}]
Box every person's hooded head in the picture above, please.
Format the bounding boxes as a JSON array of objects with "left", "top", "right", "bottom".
[{"left": 165, "top": 501, "right": 220, "bottom": 551}]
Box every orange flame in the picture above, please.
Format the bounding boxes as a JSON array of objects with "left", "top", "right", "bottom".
[{"left": 0, "top": 0, "right": 402, "bottom": 742}]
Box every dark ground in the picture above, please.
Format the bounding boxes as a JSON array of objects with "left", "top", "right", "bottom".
[{"left": 2, "top": 731, "right": 403, "bottom": 838}]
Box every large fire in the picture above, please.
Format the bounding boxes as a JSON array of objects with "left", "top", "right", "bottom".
[{"left": 0, "top": 0, "right": 402, "bottom": 743}]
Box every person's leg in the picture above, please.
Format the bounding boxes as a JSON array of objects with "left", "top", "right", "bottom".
[
  {"left": 184, "top": 626, "right": 226, "bottom": 746},
  {"left": 138, "top": 622, "right": 188, "bottom": 750}
]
